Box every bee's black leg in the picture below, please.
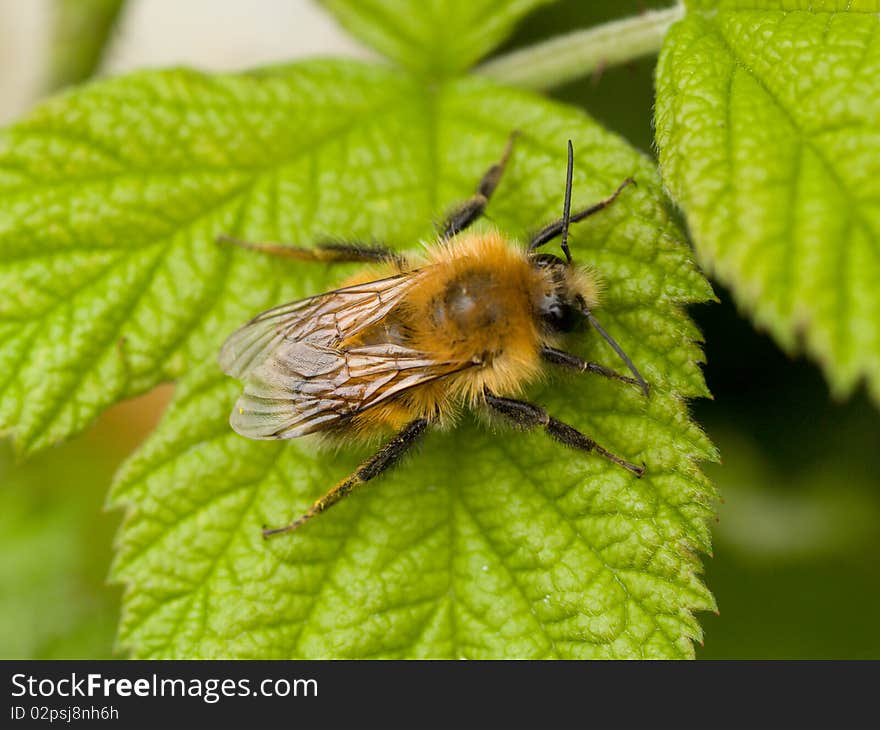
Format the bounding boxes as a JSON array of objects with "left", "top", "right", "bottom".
[
  {"left": 217, "top": 235, "right": 408, "bottom": 269},
  {"left": 541, "top": 346, "right": 649, "bottom": 396},
  {"left": 439, "top": 131, "right": 518, "bottom": 240},
  {"left": 483, "top": 391, "right": 645, "bottom": 477},
  {"left": 528, "top": 177, "right": 635, "bottom": 253},
  {"left": 262, "top": 418, "right": 431, "bottom": 538}
]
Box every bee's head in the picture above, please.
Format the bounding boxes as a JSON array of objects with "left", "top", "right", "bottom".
[
  {"left": 526, "top": 139, "right": 648, "bottom": 396},
  {"left": 531, "top": 253, "right": 600, "bottom": 334}
]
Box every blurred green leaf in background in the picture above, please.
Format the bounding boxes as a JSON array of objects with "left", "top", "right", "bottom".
[
  {"left": 0, "top": 438, "right": 118, "bottom": 658},
  {"left": 0, "top": 387, "right": 169, "bottom": 658},
  {"left": 48, "top": 0, "right": 125, "bottom": 90}
]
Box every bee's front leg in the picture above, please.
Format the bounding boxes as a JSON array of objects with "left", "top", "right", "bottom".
[
  {"left": 540, "top": 346, "right": 648, "bottom": 395},
  {"left": 527, "top": 177, "right": 635, "bottom": 253},
  {"left": 439, "top": 131, "right": 518, "bottom": 240},
  {"left": 483, "top": 391, "right": 645, "bottom": 477}
]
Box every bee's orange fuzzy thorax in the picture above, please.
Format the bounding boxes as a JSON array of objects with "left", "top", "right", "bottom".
[{"left": 410, "top": 231, "right": 545, "bottom": 396}]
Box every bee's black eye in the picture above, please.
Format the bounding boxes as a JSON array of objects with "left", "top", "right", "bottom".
[{"left": 539, "top": 297, "right": 582, "bottom": 333}]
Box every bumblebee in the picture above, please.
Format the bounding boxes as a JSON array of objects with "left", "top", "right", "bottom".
[{"left": 219, "top": 135, "right": 648, "bottom": 537}]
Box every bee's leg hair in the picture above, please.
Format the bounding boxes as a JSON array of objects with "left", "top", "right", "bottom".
[
  {"left": 439, "top": 131, "right": 518, "bottom": 241},
  {"left": 483, "top": 391, "right": 645, "bottom": 477},
  {"left": 262, "top": 418, "right": 431, "bottom": 538},
  {"left": 528, "top": 177, "right": 635, "bottom": 252},
  {"left": 540, "top": 346, "right": 648, "bottom": 395},
  {"left": 217, "top": 235, "right": 408, "bottom": 269}
]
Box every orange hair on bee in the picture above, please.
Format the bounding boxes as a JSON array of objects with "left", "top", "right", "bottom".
[{"left": 334, "top": 231, "right": 603, "bottom": 437}]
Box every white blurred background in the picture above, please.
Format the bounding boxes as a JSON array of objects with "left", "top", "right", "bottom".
[{"left": 0, "top": 0, "right": 374, "bottom": 124}]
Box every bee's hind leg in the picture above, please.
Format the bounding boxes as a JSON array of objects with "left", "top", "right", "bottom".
[
  {"left": 439, "top": 131, "right": 518, "bottom": 241},
  {"left": 262, "top": 418, "right": 431, "bottom": 538},
  {"left": 483, "top": 391, "right": 645, "bottom": 477},
  {"left": 217, "top": 235, "right": 408, "bottom": 269}
]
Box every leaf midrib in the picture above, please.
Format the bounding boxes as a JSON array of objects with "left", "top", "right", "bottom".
[{"left": 0, "top": 86, "right": 414, "bottom": 448}]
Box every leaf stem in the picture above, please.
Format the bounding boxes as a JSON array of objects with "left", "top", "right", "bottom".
[{"left": 475, "top": 4, "right": 685, "bottom": 90}]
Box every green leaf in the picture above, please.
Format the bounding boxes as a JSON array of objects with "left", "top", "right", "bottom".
[
  {"left": 0, "top": 438, "right": 119, "bottom": 658},
  {"left": 320, "top": 0, "right": 553, "bottom": 77},
  {"left": 656, "top": 2, "right": 880, "bottom": 402},
  {"left": 0, "top": 62, "right": 415, "bottom": 453},
  {"left": 48, "top": 0, "right": 126, "bottom": 90},
  {"left": 88, "top": 61, "right": 718, "bottom": 659},
  {"left": 2, "top": 0, "right": 717, "bottom": 656}
]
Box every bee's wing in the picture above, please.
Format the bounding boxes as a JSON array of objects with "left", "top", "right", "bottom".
[
  {"left": 219, "top": 273, "right": 417, "bottom": 380},
  {"left": 220, "top": 272, "right": 472, "bottom": 439},
  {"left": 230, "top": 342, "right": 471, "bottom": 439}
]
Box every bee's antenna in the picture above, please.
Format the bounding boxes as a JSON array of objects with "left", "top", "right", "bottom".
[
  {"left": 559, "top": 140, "right": 574, "bottom": 264},
  {"left": 583, "top": 309, "right": 650, "bottom": 397}
]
